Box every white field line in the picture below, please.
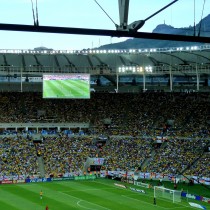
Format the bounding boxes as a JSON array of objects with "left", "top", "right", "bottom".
[
  {"left": 59, "top": 191, "right": 111, "bottom": 210},
  {"left": 122, "top": 194, "right": 169, "bottom": 210},
  {"left": 94, "top": 180, "right": 187, "bottom": 206},
  {"left": 124, "top": 193, "right": 195, "bottom": 209},
  {"left": 77, "top": 200, "right": 97, "bottom": 210},
  {"left": 94, "top": 180, "right": 194, "bottom": 209},
  {"left": 123, "top": 194, "right": 186, "bottom": 210},
  {"left": 60, "top": 187, "right": 115, "bottom": 193},
  {"left": 93, "top": 180, "right": 128, "bottom": 190}
]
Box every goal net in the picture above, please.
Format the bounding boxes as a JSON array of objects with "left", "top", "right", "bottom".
[{"left": 154, "top": 186, "right": 181, "bottom": 203}]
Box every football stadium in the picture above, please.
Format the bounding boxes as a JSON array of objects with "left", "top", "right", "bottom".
[{"left": 0, "top": 1, "right": 210, "bottom": 210}]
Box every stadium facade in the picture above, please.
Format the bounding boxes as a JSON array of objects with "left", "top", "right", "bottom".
[{"left": 0, "top": 44, "right": 210, "bottom": 92}]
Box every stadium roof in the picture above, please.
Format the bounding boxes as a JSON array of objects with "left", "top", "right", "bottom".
[{"left": 0, "top": 44, "right": 210, "bottom": 77}]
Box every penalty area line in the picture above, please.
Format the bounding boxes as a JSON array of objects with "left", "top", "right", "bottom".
[
  {"left": 122, "top": 195, "right": 169, "bottom": 210},
  {"left": 77, "top": 200, "right": 97, "bottom": 210},
  {"left": 122, "top": 195, "right": 193, "bottom": 210}
]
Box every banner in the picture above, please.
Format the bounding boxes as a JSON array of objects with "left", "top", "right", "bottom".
[
  {"left": 106, "top": 170, "right": 134, "bottom": 178},
  {"left": 130, "top": 187, "right": 145, "bottom": 194},
  {"left": 202, "top": 197, "right": 210, "bottom": 204},
  {"left": 52, "top": 177, "right": 63, "bottom": 181},
  {"left": 1, "top": 180, "right": 13, "bottom": 184},
  {"left": 17, "top": 180, "right": 25, "bottom": 184},
  {"left": 0, "top": 175, "right": 26, "bottom": 181},
  {"left": 0, "top": 179, "right": 25, "bottom": 184},
  {"left": 100, "top": 170, "right": 106, "bottom": 178},
  {"left": 189, "top": 202, "right": 206, "bottom": 210},
  {"left": 52, "top": 177, "right": 74, "bottom": 181},
  {"left": 182, "top": 192, "right": 202, "bottom": 201},
  {"left": 61, "top": 177, "right": 74, "bottom": 181},
  {"left": 75, "top": 175, "right": 96, "bottom": 181},
  {"left": 90, "top": 158, "right": 104, "bottom": 165},
  {"left": 25, "top": 178, "right": 51, "bottom": 183},
  {"left": 134, "top": 172, "right": 210, "bottom": 185},
  {"left": 114, "top": 183, "right": 126, "bottom": 188},
  {"left": 192, "top": 176, "right": 210, "bottom": 186}
]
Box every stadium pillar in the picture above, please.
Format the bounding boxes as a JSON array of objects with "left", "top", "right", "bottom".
[
  {"left": 196, "top": 63, "right": 200, "bottom": 91},
  {"left": 169, "top": 65, "right": 173, "bottom": 91},
  {"left": 20, "top": 66, "right": 23, "bottom": 92},
  {"left": 116, "top": 73, "right": 119, "bottom": 92},
  {"left": 143, "top": 72, "right": 146, "bottom": 91}
]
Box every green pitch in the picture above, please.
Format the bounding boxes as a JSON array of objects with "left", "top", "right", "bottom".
[
  {"left": 0, "top": 179, "right": 209, "bottom": 210},
  {"left": 43, "top": 79, "right": 90, "bottom": 99}
]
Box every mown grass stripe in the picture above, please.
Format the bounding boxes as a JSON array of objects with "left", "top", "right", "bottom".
[
  {"left": 43, "top": 80, "right": 58, "bottom": 97},
  {"left": 54, "top": 181, "right": 146, "bottom": 210},
  {"left": 16, "top": 183, "right": 81, "bottom": 210},
  {"left": 57, "top": 80, "right": 84, "bottom": 96},
  {"left": 25, "top": 181, "right": 137, "bottom": 210},
  {"left": 61, "top": 80, "right": 89, "bottom": 97},
  {"left": 44, "top": 80, "right": 70, "bottom": 98},
  {"left": 43, "top": 80, "right": 89, "bottom": 98},
  {"left": 0, "top": 187, "right": 43, "bottom": 210},
  {"left": 0, "top": 200, "right": 21, "bottom": 210},
  {"left": 68, "top": 79, "right": 90, "bottom": 91}
]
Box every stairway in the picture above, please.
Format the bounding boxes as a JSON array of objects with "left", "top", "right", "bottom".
[
  {"left": 140, "top": 149, "right": 156, "bottom": 170},
  {"left": 37, "top": 156, "right": 45, "bottom": 178},
  {"left": 181, "top": 151, "right": 205, "bottom": 174},
  {"left": 140, "top": 141, "right": 167, "bottom": 170}
]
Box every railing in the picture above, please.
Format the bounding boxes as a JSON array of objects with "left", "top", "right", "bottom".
[{"left": 0, "top": 64, "right": 210, "bottom": 75}]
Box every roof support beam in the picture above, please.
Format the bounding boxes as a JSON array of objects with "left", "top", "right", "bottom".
[
  {"left": 118, "top": 0, "right": 130, "bottom": 30},
  {"left": 0, "top": 23, "right": 210, "bottom": 43}
]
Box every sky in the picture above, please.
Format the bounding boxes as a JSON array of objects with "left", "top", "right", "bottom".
[{"left": 0, "top": 0, "right": 209, "bottom": 50}]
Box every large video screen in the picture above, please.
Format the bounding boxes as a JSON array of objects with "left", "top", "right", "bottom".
[{"left": 43, "top": 74, "right": 90, "bottom": 99}]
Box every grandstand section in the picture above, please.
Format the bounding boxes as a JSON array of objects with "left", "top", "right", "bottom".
[
  {"left": 0, "top": 91, "right": 209, "bottom": 209},
  {"left": 0, "top": 92, "right": 209, "bottom": 178}
]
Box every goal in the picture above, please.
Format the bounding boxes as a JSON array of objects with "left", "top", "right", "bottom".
[{"left": 154, "top": 186, "right": 181, "bottom": 203}]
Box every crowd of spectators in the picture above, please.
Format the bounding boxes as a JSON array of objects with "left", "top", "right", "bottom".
[
  {"left": 0, "top": 135, "right": 98, "bottom": 178},
  {"left": 42, "top": 136, "right": 97, "bottom": 177},
  {"left": 0, "top": 92, "right": 209, "bottom": 179},
  {"left": 0, "top": 136, "right": 38, "bottom": 177},
  {"left": 184, "top": 152, "right": 210, "bottom": 177},
  {"left": 144, "top": 137, "right": 209, "bottom": 175},
  {"left": 100, "top": 137, "right": 152, "bottom": 171},
  {"left": 0, "top": 92, "right": 209, "bottom": 138},
  {"left": 0, "top": 134, "right": 209, "bottom": 178}
]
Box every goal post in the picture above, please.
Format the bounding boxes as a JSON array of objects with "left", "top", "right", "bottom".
[{"left": 154, "top": 186, "right": 182, "bottom": 203}]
